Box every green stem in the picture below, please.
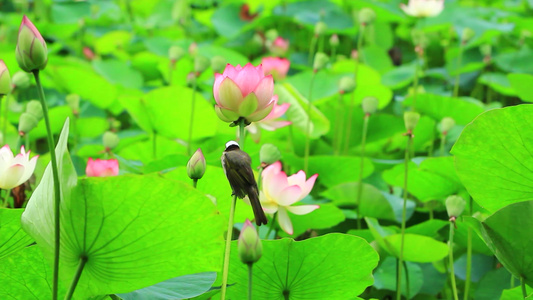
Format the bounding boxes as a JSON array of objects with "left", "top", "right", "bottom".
[
  {"left": 440, "top": 134, "right": 446, "bottom": 156},
  {"left": 453, "top": 42, "right": 464, "bottom": 98},
  {"left": 265, "top": 212, "right": 277, "bottom": 239},
  {"left": 64, "top": 256, "right": 88, "bottom": 300},
  {"left": 2, "top": 189, "right": 11, "bottom": 208},
  {"left": 522, "top": 276, "right": 528, "bottom": 299},
  {"left": 331, "top": 45, "right": 337, "bottom": 63},
  {"left": 308, "top": 35, "right": 317, "bottom": 66},
  {"left": 187, "top": 76, "right": 197, "bottom": 156},
  {"left": 33, "top": 70, "right": 62, "bottom": 300},
  {"left": 192, "top": 179, "right": 198, "bottom": 189},
  {"left": 152, "top": 130, "right": 157, "bottom": 160},
  {"left": 333, "top": 93, "right": 344, "bottom": 155},
  {"left": 396, "top": 134, "right": 412, "bottom": 300},
  {"left": 343, "top": 25, "right": 365, "bottom": 155},
  {"left": 2, "top": 93, "right": 8, "bottom": 145},
  {"left": 248, "top": 263, "right": 253, "bottom": 300},
  {"left": 355, "top": 115, "right": 369, "bottom": 229},
  {"left": 411, "top": 55, "right": 421, "bottom": 110},
  {"left": 449, "top": 222, "right": 459, "bottom": 300},
  {"left": 403, "top": 260, "right": 410, "bottom": 300},
  {"left": 168, "top": 61, "right": 175, "bottom": 86},
  {"left": 303, "top": 71, "right": 317, "bottom": 174},
  {"left": 464, "top": 227, "right": 472, "bottom": 300},
  {"left": 220, "top": 195, "right": 237, "bottom": 300}
]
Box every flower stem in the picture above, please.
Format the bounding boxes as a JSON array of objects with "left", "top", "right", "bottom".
[
  {"left": 449, "top": 222, "right": 459, "bottom": 300},
  {"left": 192, "top": 179, "right": 198, "bottom": 189},
  {"left": 521, "top": 276, "right": 528, "bottom": 299},
  {"left": 355, "top": 114, "right": 369, "bottom": 229},
  {"left": 453, "top": 42, "right": 464, "bottom": 98},
  {"left": 33, "top": 70, "right": 62, "bottom": 300},
  {"left": 308, "top": 35, "right": 318, "bottom": 67},
  {"left": 440, "top": 134, "right": 446, "bottom": 156},
  {"left": 303, "top": 71, "right": 317, "bottom": 174},
  {"left": 343, "top": 25, "right": 365, "bottom": 155},
  {"left": 248, "top": 263, "right": 253, "bottom": 300},
  {"left": 221, "top": 119, "right": 247, "bottom": 300},
  {"left": 265, "top": 212, "right": 277, "bottom": 239},
  {"left": 64, "top": 256, "right": 88, "bottom": 300},
  {"left": 333, "top": 92, "right": 344, "bottom": 155},
  {"left": 187, "top": 76, "right": 197, "bottom": 156},
  {"left": 464, "top": 227, "right": 472, "bottom": 300},
  {"left": 411, "top": 55, "right": 421, "bottom": 110},
  {"left": 152, "top": 130, "right": 157, "bottom": 160},
  {"left": 396, "top": 133, "right": 412, "bottom": 300},
  {"left": 2, "top": 189, "right": 11, "bottom": 208},
  {"left": 168, "top": 61, "right": 175, "bottom": 86},
  {"left": 2, "top": 93, "right": 8, "bottom": 145},
  {"left": 220, "top": 195, "right": 237, "bottom": 300}
]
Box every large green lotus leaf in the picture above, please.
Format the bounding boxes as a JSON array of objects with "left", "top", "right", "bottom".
[
  {"left": 94, "top": 30, "right": 132, "bottom": 57},
  {"left": 383, "top": 234, "right": 449, "bottom": 263},
  {"left": 382, "top": 161, "right": 459, "bottom": 202},
  {"left": 117, "top": 272, "right": 216, "bottom": 300},
  {"left": 454, "top": 220, "right": 492, "bottom": 256},
  {"left": 277, "top": 203, "right": 346, "bottom": 238},
  {"left": 508, "top": 73, "right": 533, "bottom": 102},
  {"left": 117, "top": 136, "right": 185, "bottom": 165},
  {"left": 275, "top": 83, "right": 330, "bottom": 139},
  {"left": 32, "top": 106, "right": 74, "bottom": 140},
  {"left": 323, "top": 182, "right": 396, "bottom": 222},
  {"left": 419, "top": 157, "right": 463, "bottom": 187},
  {"left": 381, "top": 64, "right": 416, "bottom": 90},
  {"left": 361, "top": 44, "right": 394, "bottom": 74},
  {"left": 51, "top": 1, "right": 90, "bottom": 24},
  {"left": 198, "top": 45, "right": 248, "bottom": 66},
  {"left": 76, "top": 117, "right": 109, "bottom": 138},
  {"left": 331, "top": 60, "right": 382, "bottom": 86},
  {"left": 478, "top": 201, "right": 533, "bottom": 287},
  {"left": 501, "top": 286, "right": 533, "bottom": 300},
  {"left": 452, "top": 105, "right": 533, "bottom": 213},
  {"left": 226, "top": 234, "right": 379, "bottom": 299},
  {"left": 403, "top": 93, "right": 484, "bottom": 125},
  {"left": 494, "top": 47, "right": 533, "bottom": 74},
  {"left": 164, "top": 165, "right": 254, "bottom": 224},
  {"left": 0, "top": 246, "right": 66, "bottom": 299},
  {"left": 284, "top": 154, "right": 374, "bottom": 187},
  {"left": 131, "top": 51, "right": 165, "bottom": 82},
  {"left": 374, "top": 256, "right": 423, "bottom": 298},
  {"left": 92, "top": 59, "right": 144, "bottom": 89},
  {"left": 479, "top": 73, "right": 517, "bottom": 96},
  {"left": 404, "top": 220, "right": 448, "bottom": 239},
  {"left": 51, "top": 65, "right": 118, "bottom": 109},
  {"left": 121, "top": 86, "right": 217, "bottom": 140},
  {"left": 0, "top": 209, "right": 33, "bottom": 260},
  {"left": 286, "top": 70, "right": 342, "bottom": 103},
  {"left": 24, "top": 173, "right": 225, "bottom": 299},
  {"left": 474, "top": 267, "right": 514, "bottom": 300}
]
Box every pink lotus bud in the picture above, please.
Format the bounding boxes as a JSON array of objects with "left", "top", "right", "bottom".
[
  {"left": 0, "top": 145, "right": 38, "bottom": 189},
  {"left": 213, "top": 63, "right": 276, "bottom": 125},
  {"left": 187, "top": 148, "right": 206, "bottom": 180},
  {"left": 269, "top": 37, "right": 289, "bottom": 56},
  {"left": 83, "top": 47, "right": 95, "bottom": 60},
  {"left": 86, "top": 158, "right": 119, "bottom": 177},
  {"left": 261, "top": 57, "right": 290, "bottom": 80},
  {"left": 16, "top": 15, "right": 48, "bottom": 72},
  {"left": 400, "top": 0, "right": 444, "bottom": 18},
  {"left": 0, "top": 60, "right": 11, "bottom": 95},
  {"left": 238, "top": 219, "right": 262, "bottom": 264}
]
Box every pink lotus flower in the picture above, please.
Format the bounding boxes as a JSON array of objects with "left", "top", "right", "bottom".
[
  {"left": 268, "top": 37, "right": 289, "bottom": 56},
  {"left": 213, "top": 63, "right": 275, "bottom": 125},
  {"left": 400, "top": 0, "right": 444, "bottom": 17},
  {"left": 246, "top": 95, "right": 291, "bottom": 143},
  {"left": 0, "top": 145, "right": 38, "bottom": 190},
  {"left": 261, "top": 57, "right": 290, "bottom": 80},
  {"left": 86, "top": 158, "right": 119, "bottom": 177},
  {"left": 260, "top": 161, "right": 319, "bottom": 235}
]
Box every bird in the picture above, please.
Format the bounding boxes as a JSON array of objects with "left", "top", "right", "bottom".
[{"left": 221, "top": 141, "right": 268, "bottom": 226}]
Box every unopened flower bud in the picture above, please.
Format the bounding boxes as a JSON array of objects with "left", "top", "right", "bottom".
[
  {"left": 362, "top": 97, "right": 379, "bottom": 115},
  {"left": 358, "top": 8, "right": 376, "bottom": 26},
  {"left": 186, "top": 72, "right": 196, "bottom": 86},
  {"left": 404, "top": 111, "right": 420, "bottom": 131},
  {"left": 313, "top": 52, "right": 329, "bottom": 71},
  {"left": 461, "top": 28, "right": 475, "bottom": 44},
  {"left": 438, "top": 117, "right": 455, "bottom": 135},
  {"left": 260, "top": 144, "right": 281, "bottom": 166},
  {"left": 66, "top": 94, "right": 80, "bottom": 115},
  {"left": 26, "top": 100, "right": 43, "bottom": 119},
  {"left": 188, "top": 42, "right": 198, "bottom": 56},
  {"left": 211, "top": 56, "right": 226, "bottom": 73},
  {"left": 446, "top": 195, "right": 465, "bottom": 218},
  {"left": 16, "top": 15, "right": 48, "bottom": 72},
  {"left": 338, "top": 76, "right": 355, "bottom": 94},
  {"left": 411, "top": 29, "right": 428, "bottom": 48},
  {"left": 194, "top": 55, "right": 210, "bottom": 74},
  {"left": 329, "top": 34, "right": 339, "bottom": 47},
  {"left": 265, "top": 29, "right": 278, "bottom": 41},
  {"left": 11, "top": 71, "right": 31, "bottom": 90},
  {"left": 18, "top": 112, "right": 39, "bottom": 135},
  {"left": 187, "top": 148, "right": 206, "bottom": 180},
  {"left": 238, "top": 219, "right": 263, "bottom": 264},
  {"left": 103, "top": 131, "right": 120, "bottom": 150},
  {"left": 314, "top": 21, "right": 327, "bottom": 36},
  {"left": 0, "top": 60, "right": 11, "bottom": 95},
  {"left": 480, "top": 44, "right": 491, "bottom": 57},
  {"left": 169, "top": 46, "right": 185, "bottom": 62}
]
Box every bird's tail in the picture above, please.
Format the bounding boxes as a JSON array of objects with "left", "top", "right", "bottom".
[{"left": 248, "top": 186, "right": 268, "bottom": 226}]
